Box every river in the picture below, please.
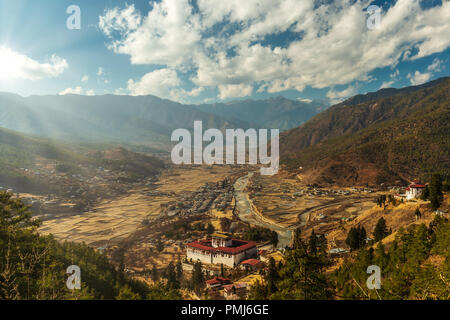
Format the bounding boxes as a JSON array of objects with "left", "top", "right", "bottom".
[{"left": 233, "top": 172, "right": 293, "bottom": 248}]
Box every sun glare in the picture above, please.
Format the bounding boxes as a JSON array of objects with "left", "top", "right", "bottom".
[{"left": 0, "top": 46, "right": 20, "bottom": 80}]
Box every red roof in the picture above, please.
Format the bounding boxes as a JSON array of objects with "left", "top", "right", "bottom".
[
  {"left": 186, "top": 239, "right": 256, "bottom": 255},
  {"left": 240, "top": 259, "right": 263, "bottom": 267},
  {"left": 206, "top": 277, "right": 231, "bottom": 286},
  {"left": 410, "top": 183, "right": 426, "bottom": 188}
]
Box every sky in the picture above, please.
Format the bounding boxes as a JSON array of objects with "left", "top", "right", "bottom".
[{"left": 0, "top": 0, "right": 449, "bottom": 105}]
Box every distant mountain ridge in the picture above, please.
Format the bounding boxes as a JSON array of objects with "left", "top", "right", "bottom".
[
  {"left": 0, "top": 94, "right": 321, "bottom": 148},
  {"left": 280, "top": 77, "right": 450, "bottom": 186},
  {"left": 194, "top": 96, "right": 325, "bottom": 131}
]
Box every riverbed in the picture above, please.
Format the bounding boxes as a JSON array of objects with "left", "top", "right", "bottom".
[{"left": 234, "top": 172, "right": 293, "bottom": 248}]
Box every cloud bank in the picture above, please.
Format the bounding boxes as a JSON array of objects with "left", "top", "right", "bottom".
[{"left": 99, "top": 0, "right": 450, "bottom": 100}]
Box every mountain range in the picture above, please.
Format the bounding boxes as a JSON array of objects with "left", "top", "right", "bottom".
[
  {"left": 0, "top": 94, "right": 323, "bottom": 149},
  {"left": 280, "top": 77, "right": 450, "bottom": 186},
  {"left": 1, "top": 77, "right": 449, "bottom": 188}
]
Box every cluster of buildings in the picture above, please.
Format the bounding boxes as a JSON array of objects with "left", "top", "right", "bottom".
[
  {"left": 405, "top": 183, "right": 426, "bottom": 200},
  {"left": 392, "top": 182, "right": 427, "bottom": 201},
  {"left": 161, "top": 179, "right": 234, "bottom": 217},
  {"left": 186, "top": 233, "right": 258, "bottom": 268}
]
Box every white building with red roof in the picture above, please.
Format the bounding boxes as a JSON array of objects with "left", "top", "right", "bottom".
[
  {"left": 186, "top": 233, "right": 257, "bottom": 268},
  {"left": 406, "top": 182, "right": 426, "bottom": 200}
]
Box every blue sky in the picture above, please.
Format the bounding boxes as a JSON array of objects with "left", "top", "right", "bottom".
[{"left": 0, "top": 0, "right": 449, "bottom": 104}]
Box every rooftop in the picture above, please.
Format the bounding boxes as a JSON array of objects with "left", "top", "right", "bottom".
[
  {"left": 186, "top": 238, "right": 256, "bottom": 255},
  {"left": 240, "top": 258, "right": 263, "bottom": 267}
]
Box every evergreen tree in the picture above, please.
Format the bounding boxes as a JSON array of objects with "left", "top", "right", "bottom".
[
  {"left": 429, "top": 173, "right": 443, "bottom": 210},
  {"left": 373, "top": 218, "right": 389, "bottom": 242},
  {"left": 206, "top": 223, "right": 214, "bottom": 235},
  {"left": 270, "top": 231, "right": 279, "bottom": 248},
  {"left": 266, "top": 257, "right": 278, "bottom": 294},
  {"left": 420, "top": 185, "right": 430, "bottom": 200},
  {"left": 308, "top": 230, "right": 317, "bottom": 256},
  {"left": 116, "top": 285, "right": 140, "bottom": 300},
  {"left": 151, "top": 266, "right": 159, "bottom": 282},
  {"left": 345, "top": 226, "right": 367, "bottom": 251},
  {"left": 191, "top": 261, "right": 205, "bottom": 293},
  {"left": 271, "top": 234, "right": 333, "bottom": 300},
  {"left": 166, "top": 262, "right": 179, "bottom": 290},
  {"left": 176, "top": 261, "right": 183, "bottom": 283}
]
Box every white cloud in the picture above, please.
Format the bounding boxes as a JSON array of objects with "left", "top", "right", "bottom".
[
  {"left": 59, "top": 87, "right": 96, "bottom": 96},
  {"left": 379, "top": 80, "right": 395, "bottom": 89},
  {"left": 183, "top": 87, "right": 204, "bottom": 97},
  {"left": 407, "top": 71, "right": 432, "bottom": 86},
  {"left": 127, "top": 68, "right": 181, "bottom": 99},
  {"left": 427, "top": 58, "right": 443, "bottom": 72},
  {"left": 0, "top": 46, "right": 67, "bottom": 81},
  {"left": 81, "top": 75, "right": 89, "bottom": 82},
  {"left": 59, "top": 86, "right": 83, "bottom": 95},
  {"left": 99, "top": 4, "right": 141, "bottom": 37},
  {"left": 97, "top": 67, "right": 104, "bottom": 76},
  {"left": 296, "top": 98, "right": 313, "bottom": 103},
  {"left": 99, "top": 0, "right": 450, "bottom": 100},
  {"left": 326, "top": 86, "right": 358, "bottom": 104},
  {"left": 407, "top": 58, "right": 445, "bottom": 86},
  {"left": 218, "top": 84, "right": 253, "bottom": 100}
]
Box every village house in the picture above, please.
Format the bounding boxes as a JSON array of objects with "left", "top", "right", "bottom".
[
  {"left": 239, "top": 258, "right": 265, "bottom": 271},
  {"left": 406, "top": 183, "right": 426, "bottom": 200},
  {"left": 206, "top": 277, "right": 232, "bottom": 290},
  {"left": 223, "top": 283, "right": 248, "bottom": 299},
  {"left": 186, "top": 233, "right": 257, "bottom": 268}
]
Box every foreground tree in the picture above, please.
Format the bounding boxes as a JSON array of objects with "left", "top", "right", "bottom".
[
  {"left": 269, "top": 229, "right": 333, "bottom": 300},
  {"left": 373, "top": 218, "right": 389, "bottom": 242},
  {"left": 429, "top": 173, "right": 443, "bottom": 210}
]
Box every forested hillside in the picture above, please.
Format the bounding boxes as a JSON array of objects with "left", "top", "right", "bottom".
[
  {"left": 0, "top": 127, "right": 164, "bottom": 193},
  {"left": 281, "top": 77, "right": 450, "bottom": 186},
  {"left": 0, "top": 192, "right": 179, "bottom": 300},
  {"left": 249, "top": 214, "right": 450, "bottom": 300}
]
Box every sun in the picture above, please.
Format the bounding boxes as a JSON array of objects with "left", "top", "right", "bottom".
[{"left": 0, "top": 46, "right": 21, "bottom": 80}]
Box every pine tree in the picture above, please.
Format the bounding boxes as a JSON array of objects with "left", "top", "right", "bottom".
[
  {"left": 206, "top": 223, "right": 214, "bottom": 235},
  {"left": 176, "top": 261, "right": 183, "bottom": 283},
  {"left": 373, "top": 218, "right": 389, "bottom": 242},
  {"left": 308, "top": 230, "right": 317, "bottom": 256},
  {"left": 429, "top": 173, "right": 443, "bottom": 210},
  {"left": 267, "top": 257, "right": 278, "bottom": 294},
  {"left": 151, "top": 266, "right": 159, "bottom": 282},
  {"left": 166, "top": 262, "right": 180, "bottom": 290},
  {"left": 191, "top": 261, "right": 205, "bottom": 293}
]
